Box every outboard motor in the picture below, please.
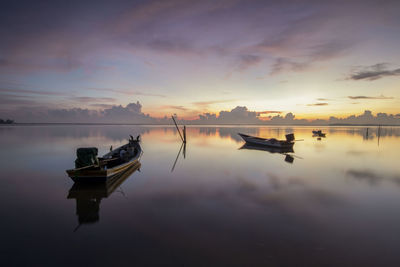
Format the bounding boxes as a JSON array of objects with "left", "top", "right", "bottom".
[
  {"left": 75, "top": 147, "right": 99, "bottom": 168},
  {"left": 285, "top": 133, "right": 295, "bottom": 142}
]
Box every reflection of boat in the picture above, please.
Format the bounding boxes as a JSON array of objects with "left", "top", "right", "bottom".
[
  {"left": 240, "top": 143, "right": 295, "bottom": 163},
  {"left": 68, "top": 162, "right": 141, "bottom": 230},
  {"left": 240, "top": 143, "right": 294, "bottom": 153},
  {"left": 66, "top": 135, "right": 142, "bottom": 182},
  {"left": 238, "top": 133, "right": 295, "bottom": 148},
  {"left": 312, "top": 130, "right": 326, "bottom": 137}
]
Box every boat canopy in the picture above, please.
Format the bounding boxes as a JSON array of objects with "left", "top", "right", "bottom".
[
  {"left": 75, "top": 147, "right": 99, "bottom": 168},
  {"left": 285, "top": 133, "right": 295, "bottom": 142}
]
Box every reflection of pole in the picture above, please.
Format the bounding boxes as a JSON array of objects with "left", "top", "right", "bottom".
[
  {"left": 171, "top": 142, "right": 184, "bottom": 172},
  {"left": 377, "top": 125, "right": 381, "bottom": 146},
  {"left": 172, "top": 116, "right": 184, "bottom": 142},
  {"left": 183, "top": 126, "right": 187, "bottom": 143},
  {"left": 366, "top": 128, "right": 369, "bottom": 139}
]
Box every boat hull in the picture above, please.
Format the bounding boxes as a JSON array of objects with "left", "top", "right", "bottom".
[
  {"left": 67, "top": 159, "right": 140, "bottom": 182},
  {"left": 66, "top": 140, "right": 142, "bottom": 183},
  {"left": 238, "top": 133, "right": 294, "bottom": 148}
]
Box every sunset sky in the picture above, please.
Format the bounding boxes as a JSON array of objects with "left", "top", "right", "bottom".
[{"left": 1, "top": 0, "right": 400, "bottom": 121}]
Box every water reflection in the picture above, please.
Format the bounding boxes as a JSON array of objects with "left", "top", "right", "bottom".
[
  {"left": 171, "top": 142, "right": 186, "bottom": 172},
  {"left": 68, "top": 163, "right": 141, "bottom": 231},
  {"left": 240, "top": 143, "right": 295, "bottom": 163},
  {"left": 2, "top": 125, "right": 400, "bottom": 266},
  {"left": 347, "top": 168, "right": 400, "bottom": 187}
]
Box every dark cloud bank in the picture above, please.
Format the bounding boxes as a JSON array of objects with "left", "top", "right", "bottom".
[{"left": 2, "top": 102, "right": 400, "bottom": 125}]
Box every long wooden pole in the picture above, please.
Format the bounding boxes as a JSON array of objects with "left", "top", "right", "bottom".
[
  {"left": 171, "top": 116, "right": 184, "bottom": 142},
  {"left": 183, "top": 126, "right": 186, "bottom": 143}
]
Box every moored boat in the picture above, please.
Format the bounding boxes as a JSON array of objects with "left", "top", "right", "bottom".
[
  {"left": 66, "top": 135, "right": 142, "bottom": 182},
  {"left": 238, "top": 133, "right": 295, "bottom": 148},
  {"left": 312, "top": 130, "right": 326, "bottom": 137}
]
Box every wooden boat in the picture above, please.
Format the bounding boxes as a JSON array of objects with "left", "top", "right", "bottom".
[
  {"left": 312, "top": 130, "right": 326, "bottom": 137},
  {"left": 238, "top": 133, "right": 295, "bottom": 148},
  {"left": 66, "top": 136, "right": 142, "bottom": 182}
]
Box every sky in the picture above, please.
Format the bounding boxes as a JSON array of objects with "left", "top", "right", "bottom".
[{"left": 0, "top": 0, "right": 400, "bottom": 123}]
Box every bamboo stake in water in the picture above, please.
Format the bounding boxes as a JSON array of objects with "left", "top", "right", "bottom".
[
  {"left": 171, "top": 116, "right": 184, "bottom": 142},
  {"left": 183, "top": 126, "right": 187, "bottom": 143}
]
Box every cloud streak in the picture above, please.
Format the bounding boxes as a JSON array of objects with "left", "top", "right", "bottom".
[
  {"left": 349, "top": 63, "right": 400, "bottom": 81},
  {"left": 192, "top": 99, "right": 237, "bottom": 108},
  {"left": 348, "top": 95, "right": 394, "bottom": 100},
  {"left": 0, "top": 88, "right": 65, "bottom": 96},
  {"left": 307, "top": 102, "right": 328, "bottom": 106},
  {"left": 87, "top": 88, "right": 166, "bottom": 98},
  {"left": 70, "top": 97, "right": 116, "bottom": 103}
]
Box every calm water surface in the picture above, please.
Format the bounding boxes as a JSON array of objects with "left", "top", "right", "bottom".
[{"left": 1, "top": 125, "right": 400, "bottom": 266}]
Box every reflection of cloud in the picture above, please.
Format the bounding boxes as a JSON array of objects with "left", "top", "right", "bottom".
[
  {"left": 347, "top": 169, "right": 381, "bottom": 185},
  {"left": 218, "top": 127, "right": 259, "bottom": 142},
  {"left": 236, "top": 173, "right": 345, "bottom": 208},
  {"left": 347, "top": 169, "right": 400, "bottom": 187},
  {"left": 346, "top": 150, "right": 370, "bottom": 156}
]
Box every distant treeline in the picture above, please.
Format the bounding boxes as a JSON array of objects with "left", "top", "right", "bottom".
[{"left": 0, "top": 119, "right": 14, "bottom": 124}]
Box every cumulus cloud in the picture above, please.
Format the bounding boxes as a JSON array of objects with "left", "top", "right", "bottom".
[
  {"left": 2, "top": 101, "right": 400, "bottom": 125},
  {"left": 348, "top": 63, "right": 400, "bottom": 81},
  {"left": 193, "top": 109, "right": 400, "bottom": 125},
  {"left": 1, "top": 101, "right": 161, "bottom": 123},
  {"left": 196, "top": 106, "right": 259, "bottom": 124}
]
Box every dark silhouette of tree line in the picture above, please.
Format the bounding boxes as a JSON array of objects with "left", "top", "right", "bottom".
[{"left": 0, "top": 119, "right": 14, "bottom": 124}]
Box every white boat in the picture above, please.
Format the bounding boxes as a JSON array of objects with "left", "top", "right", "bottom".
[{"left": 238, "top": 133, "right": 295, "bottom": 148}]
